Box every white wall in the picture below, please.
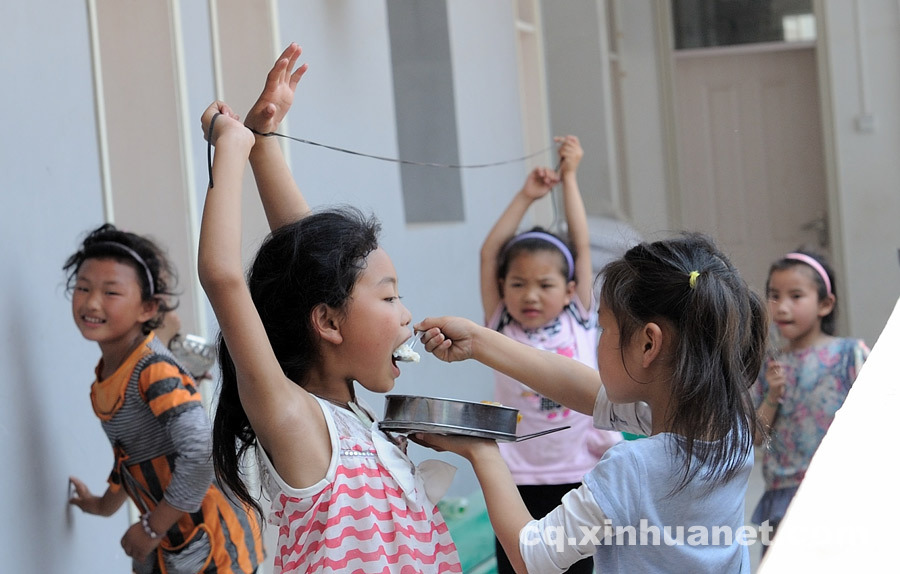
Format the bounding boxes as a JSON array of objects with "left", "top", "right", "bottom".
[
  {"left": 818, "top": 0, "right": 900, "bottom": 345},
  {"left": 2, "top": 1, "right": 898, "bottom": 571},
  {"left": 0, "top": 1, "right": 133, "bottom": 571}
]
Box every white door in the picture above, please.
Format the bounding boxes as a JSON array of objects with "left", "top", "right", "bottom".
[{"left": 673, "top": 45, "right": 827, "bottom": 292}]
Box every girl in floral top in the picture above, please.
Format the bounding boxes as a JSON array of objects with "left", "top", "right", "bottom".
[{"left": 752, "top": 250, "right": 869, "bottom": 553}]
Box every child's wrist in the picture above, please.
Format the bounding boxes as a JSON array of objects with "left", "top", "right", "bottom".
[
  {"left": 248, "top": 124, "right": 276, "bottom": 139},
  {"left": 248, "top": 132, "right": 278, "bottom": 158},
  {"left": 140, "top": 513, "right": 163, "bottom": 541},
  {"left": 218, "top": 127, "right": 255, "bottom": 150},
  {"left": 517, "top": 189, "right": 536, "bottom": 202},
  {"left": 763, "top": 395, "right": 780, "bottom": 408},
  {"left": 467, "top": 439, "right": 500, "bottom": 461}
]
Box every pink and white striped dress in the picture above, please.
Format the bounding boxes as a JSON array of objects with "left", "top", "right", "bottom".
[{"left": 258, "top": 397, "right": 461, "bottom": 573}]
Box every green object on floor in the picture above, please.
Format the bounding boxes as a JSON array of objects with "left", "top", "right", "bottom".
[
  {"left": 440, "top": 491, "right": 497, "bottom": 574},
  {"left": 621, "top": 431, "right": 646, "bottom": 440}
]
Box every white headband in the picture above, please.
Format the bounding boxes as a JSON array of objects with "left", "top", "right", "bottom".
[{"left": 92, "top": 241, "right": 156, "bottom": 296}]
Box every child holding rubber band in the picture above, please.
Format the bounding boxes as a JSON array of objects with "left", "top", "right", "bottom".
[
  {"left": 480, "top": 136, "right": 620, "bottom": 573},
  {"left": 200, "top": 43, "right": 461, "bottom": 573}
]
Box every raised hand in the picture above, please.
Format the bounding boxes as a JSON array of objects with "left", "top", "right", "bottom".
[
  {"left": 201, "top": 101, "right": 253, "bottom": 148},
  {"left": 520, "top": 166, "right": 559, "bottom": 201},
  {"left": 555, "top": 135, "right": 583, "bottom": 176},
  {"left": 244, "top": 42, "right": 309, "bottom": 134}
]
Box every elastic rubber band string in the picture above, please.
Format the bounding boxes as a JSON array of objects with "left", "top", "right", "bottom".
[
  {"left": 548, "top": 156, "right": 565, "bottom": 233},
  {"left": 207, "top": 112, "right": 220, "bottom": 188},
  {"left": 247, "top": 127, "right": 554, "bottom": 169}
]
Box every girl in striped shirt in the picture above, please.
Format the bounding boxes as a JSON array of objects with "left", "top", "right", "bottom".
[
  {"left": 200, "top": 43, "right": 460, "bottom": 574},
  {"left": 65, "top": 224, "right": 263, "bottom": 573}
]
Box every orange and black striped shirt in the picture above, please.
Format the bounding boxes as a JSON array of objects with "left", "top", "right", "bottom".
[{"left": 91, "top": 333, "right": 263, "bottom": 573}]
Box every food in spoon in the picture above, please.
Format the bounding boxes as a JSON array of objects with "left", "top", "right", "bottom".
[{"left": 392, "top": 342, "right": 420, "bottom": 363}]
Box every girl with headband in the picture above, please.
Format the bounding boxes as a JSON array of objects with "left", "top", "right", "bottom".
[
  {"left": 64, "top": 223, "right": 263, "bottom": 573},
  {"left": 751, "top": 249, "right": 869, "bottom": 556},
  {"left": 480, "top": 135, "right": 621, "bottom": 574}
]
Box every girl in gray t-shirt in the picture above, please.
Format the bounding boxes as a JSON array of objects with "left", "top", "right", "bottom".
[{"left": 416, "top": 232, "right": 765, "bottom": 573}]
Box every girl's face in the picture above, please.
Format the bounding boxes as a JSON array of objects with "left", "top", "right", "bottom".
[
  {"left": 501, "top": 250, "right": 574, "bottom": 330},
  {"left": 339, "top": 248, "right": 413, "bottom": 393},
  {"left": 595, "top": 302, "right": 643, "bottom": 404},
  {"left": 767, "top": 266, "right": 834, "bottom": 350},
  {"left": 71, "top": 258, "right": 157, "bottom": 350}
]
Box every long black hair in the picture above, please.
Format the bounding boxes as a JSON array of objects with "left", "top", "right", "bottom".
[
  {"left": 212, "top": 206, "right": 381, "bottom": 516},
  {"left": 62, "top": 223, "right": 177, "bottom": 333},
  {"left": 599, "top": 232, "right": 766, "bottom": 493}
]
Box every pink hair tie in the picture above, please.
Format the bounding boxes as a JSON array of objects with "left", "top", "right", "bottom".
[{"left": 784, "top": 252, "right": 832, "bottom": 296}]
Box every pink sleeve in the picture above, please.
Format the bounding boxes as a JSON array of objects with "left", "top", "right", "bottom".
[{"left": 486, "top": 302, "right": 505, "bottom": 329}]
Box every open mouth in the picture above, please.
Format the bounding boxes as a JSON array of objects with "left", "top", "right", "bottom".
[{"left": 392, "top": 342, "right": 420, "bottom": 363}]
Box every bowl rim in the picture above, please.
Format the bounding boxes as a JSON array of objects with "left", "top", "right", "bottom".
[{"left": 384, "top": 394, "right": 519, "bottom": 412}]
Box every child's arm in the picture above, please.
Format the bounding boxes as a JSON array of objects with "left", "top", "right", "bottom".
[
  {"left": 426, "top": 437, "right": 532, "bottom": 572},
  {"left": 416, "top": 316, "right": 600, "bottom": 415},
  {"left": 131, "top": 363, "right": 214, "bottom": 556},
  {"left": 754, "top": 359, "right": 786, "bottom": 445},
  {"left": 417, "top": 315, "right": 653, "bottom": 434},
  {"left": 480, "top": 167, "right": 560, "bottom": 322},
  {"left": 120, "top": 499, "right": 185, "bottom": 562},
  {"left": 198, "top": 103, "right": 331, "bottom": 487},
  {"left": 418, "top": 434, "right": 607, "bottom": 574},
  {"left": 68, "top": 477, "right": 129, "bottom": 516},
  {"left": 556, "top": 136, "right": 593, "bottom": 306},
  {"left": 244, "top": 43, "right": 311, "bottom": 230}
]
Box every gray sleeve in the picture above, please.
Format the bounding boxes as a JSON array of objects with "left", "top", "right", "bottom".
[
  {"left": 161, "top": 404, "right": 214, "bottom": 512},
  {"left": 592, "top": 386, "right": 653, "bottom": 436}
]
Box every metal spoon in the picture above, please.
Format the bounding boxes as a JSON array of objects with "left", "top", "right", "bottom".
[{"left": 514, "top": 425, "right": 570, "bottom": 442}]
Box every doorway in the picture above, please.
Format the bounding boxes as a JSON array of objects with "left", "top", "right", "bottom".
[{"left": 663, "top": 1, "right": 828, "bottom": 293}]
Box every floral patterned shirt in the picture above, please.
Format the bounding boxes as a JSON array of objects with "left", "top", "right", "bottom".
[{"left": 753, "top": 337, "right": 869, "bottom": 490}]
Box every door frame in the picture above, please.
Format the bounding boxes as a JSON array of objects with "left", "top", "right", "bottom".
[{"left": 652, "top": 0, "right": 847, "bottom": 331}]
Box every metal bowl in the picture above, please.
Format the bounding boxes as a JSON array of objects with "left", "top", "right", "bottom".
[
  {"left": 379, "top": 394, "right": 520, "bottom": 441},
  {"left": 168, "top": 333, "right": 216, "bottom": 379}
]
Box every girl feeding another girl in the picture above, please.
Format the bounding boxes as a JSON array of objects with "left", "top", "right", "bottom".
[{"left": 416, "top": 233, "right": 767, "bottom": 573}]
